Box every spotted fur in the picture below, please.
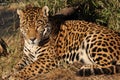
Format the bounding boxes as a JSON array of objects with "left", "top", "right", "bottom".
[{"left": 8, "top": 6, "right": 120, "bottom": 80}]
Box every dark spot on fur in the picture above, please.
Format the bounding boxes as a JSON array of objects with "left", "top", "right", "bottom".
[
  {"left": 110, "top": 42, "right": 113, "bottom": 46},
  {"left": 87, "top": 39, "right": 90, "bottom": 42},
  {"left": 35, "top": 65, "right": 39, "bottom": 68},
  {"left": 72, "top": 52, "right": 76, "bottom": 61},
  {"left": 103, "top": 59, "right": 107, "bottom": 62},
  {"left": 46, "top": 65, "right": 50, "bottom": 68},
  {"left": 91, "top": 53, "right": 96, "bottom": 57},
  {"left": 96, "top": 31, "right": 100, "bottom": 34},
  {"left": 30, "top": 65, "right": 32, "bottom": 67},
  {"left": 97, "top": 54, "right": 102, "bottom": 56},
  {"left": 102, "top": 44, "right": 105, "bottom": 46},
  {"left": 59, "top": 50, "right": 62, "bottom": 53},
  {"left": 38, "top": 54, "right": 44, "bottom": 57},
  {"left": 117, "top": 51, "right": 120, "bottom": 55},
  {"left": 93, "top": 35, "right": 97, "bottom": 37},
  {"left": 52, "top": 63, "right": 55, "bottom": 67},
  {"left": 96, "top": 61, "right": 100, "bottom": 64},
  {"left": 91, "top": 38, "right": 96, "bottom": 42},
  {"left": 92, "top": 47, "right": 97, "bottom": 52},
  {"left": 20, "top": 77, "right": 23, "bottom": 79},
  {"left": 97, "top": 42, "right": 101, "bottom": 46},
  {"left": 102, "top": 68, "right": 110, "bottom": 74},
  {"left": 41, "top": 65, "right": 45, "bottom": 68},
  {"left": 67, "top": 53, "right": 69, "bottom": 59},
  {"left": 119, "top": 47, "right": 120, "bottom": 50},
  {"left": 41, "top": 49, "right": 46, "bottom": 53},
  {"left": 107, "top": 56, "right": 111, "bottom": 59},
  {"left": 98, "top": 37, "right": 102, "bottom": 39},
  {"left": 114, "top": 53, "right": 116, "bottom": 56},
  {"left": 101, "top": 34, "right": 104, "bottom": 36},
  {"left": 102, "top": 48, "right": 108, "bottom": 52},
  {"left": 104, "top": 41, "right": 108, "bottom": 46},
  {"left": 108, "top": 66, "right": 114, "bottom": 74},
  {"left": 116, "top": 56, "right": 119, "bottom": 60},
  {"left": 41, "top": 58, "right": 45, "bottom": 60},
  {"left": 31, "top": 70, "right": 34, "bottom": 72},
  {"left": 38, "top": 69, "right": 43, "bottom": 73},
  {"left": 76, "top": 46, "right": 79, "bottom": 50},
  {"left": 84, "top": 69, "right": 91, "bottom": 76},
  {"left": 110, "top": 37, "right": 113, "bottom": 39},
  {"left": 110, "top": 55, "right": 113, "bottom": 58},
  {"left": 89, "top": 32, "right": 93, "bottom": 34},
  {"left": 32, "top": 73, "right": 35, "bottom": 76},
  {"left": 65, "top": 61, "right": 68, "bottom": 64},
  {"left": 94, "top": 68, "right": 102, "bottom": 75},
  {"left": 86, "top": 44, "right": 89, "bottom": 50},
  {"left": 108, "top": 47, "right": 114, "bottom": 53},
  {"left": 114, "top": 46, "right": 117, "bottom": 49},
  {"left": 76, "top": 53, "right": 79, "bottom": 61},
  {"left": 28, "top": 68, "right": 31, "bottom": 70},
  {"left": 80, "top": 59, "right": 84, "bottom": 64},
  {"left": 86, "top": 36, "right": 91, "bottom": 40},
  {"left": 36, "top": 61, "right": 40, "bottom": 64},
  {"left": 69, "top": 47, "right": 72, "bottom": 52},
  {"left": 73, "top": 46, "right": 76, "bottom": 50},
  {"left": 96, "top": 57, "right": 102, "bottom": 61},
  {"left": 60, "top": 33, "right": 63, "bottom": 37},
  {"left": 103, "top": 54, "right": 107, "bottom": 57},
  {"left": 112, "top": 60, "right": 117, "bottom": 65},
  {"left": 90, "top": 43, "right": 94, "bottom": 48},
  {"left": 107, "top": 39, "right": 109, "bottom": 41},
  {"left": 101, "top": 64, "right": 105, "bottom": 66},
  {"left": 97, "top": 48, "right": 102, "bottom": 52},
  {"left": 78, "top": 69, "right": 84, "bottom": 76},
  {"left": 62, "top": 54, "right": 66, "bottom": 59}
]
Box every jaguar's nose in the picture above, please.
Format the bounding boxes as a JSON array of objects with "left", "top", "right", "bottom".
[{"left": 30, "top": 37, "right": 36, "bottom": 42}]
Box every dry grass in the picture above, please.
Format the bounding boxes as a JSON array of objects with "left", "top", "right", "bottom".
[
  {"left": 0, "top": 3, "right": 23, "bottom": 79},
  {"left": 0, "top": 1, "right": 120, "bottom": 80}
]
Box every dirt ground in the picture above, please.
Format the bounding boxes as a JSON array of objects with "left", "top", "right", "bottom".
[{"left": 0, "top": 4, "right": 120, "bottom": 80}]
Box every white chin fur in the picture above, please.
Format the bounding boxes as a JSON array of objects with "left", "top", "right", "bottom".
[{"left": 25, "top": 40, "right": 39, "bottom": 46}]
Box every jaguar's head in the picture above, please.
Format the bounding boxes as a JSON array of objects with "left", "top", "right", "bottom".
[{"left": 17, "top": 6, "right": 51, "bottom": 46}]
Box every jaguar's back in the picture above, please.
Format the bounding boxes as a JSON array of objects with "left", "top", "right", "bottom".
[
  {"left": 56, "top": 20, "right": 120, "bottom": 76},
  {"left": 7, "top": 6, "right": 120, "bottom": 80}
]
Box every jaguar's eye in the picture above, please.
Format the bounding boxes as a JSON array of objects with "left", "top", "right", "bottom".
[
  {"left": 43, "top": 28, "right": 47, "bottom": 36},
  {"left": 37, "top": 27, "right": 40, "bottom": 31}
]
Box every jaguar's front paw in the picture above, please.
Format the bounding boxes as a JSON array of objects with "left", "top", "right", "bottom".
[
  {"left": 2, "top": 71, "right": 12, "bottom": 80},
  {"left": 8, "top": 76, "right": 16, "bottom": 80}
]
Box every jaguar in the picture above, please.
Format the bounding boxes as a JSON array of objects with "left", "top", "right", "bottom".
[{"left": 7, "top": 5, "right": 120, "bottom": 80}]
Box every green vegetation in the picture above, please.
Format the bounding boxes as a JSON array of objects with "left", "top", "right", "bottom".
[
  {"left": 6, "top": 0, "right": 120, "bottom": 31},
  {"left": 1, "top": 0, "right": 120, "bottom": 31},
  {"left": 67, "top": 0, "right": 120, "bottom": 32}
]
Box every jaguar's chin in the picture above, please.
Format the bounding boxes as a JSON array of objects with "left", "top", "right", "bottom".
[
  {"left": 30, "top": 42, "right": 39, "bottom": 46},
  {"left": 24, "top": 40, "right": 39, "bottom": 46}
]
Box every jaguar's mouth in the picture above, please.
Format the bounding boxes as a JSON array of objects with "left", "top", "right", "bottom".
[{"left": 31, "top": 41, "right": 35, "bottom": 44}]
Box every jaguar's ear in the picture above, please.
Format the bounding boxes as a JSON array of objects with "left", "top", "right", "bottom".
[
  {"left": 17, "top": 9, "right": 24, "bottom": 18},
  {"left": 42, "top": 6, "right": 49, "bottom": 17}
]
